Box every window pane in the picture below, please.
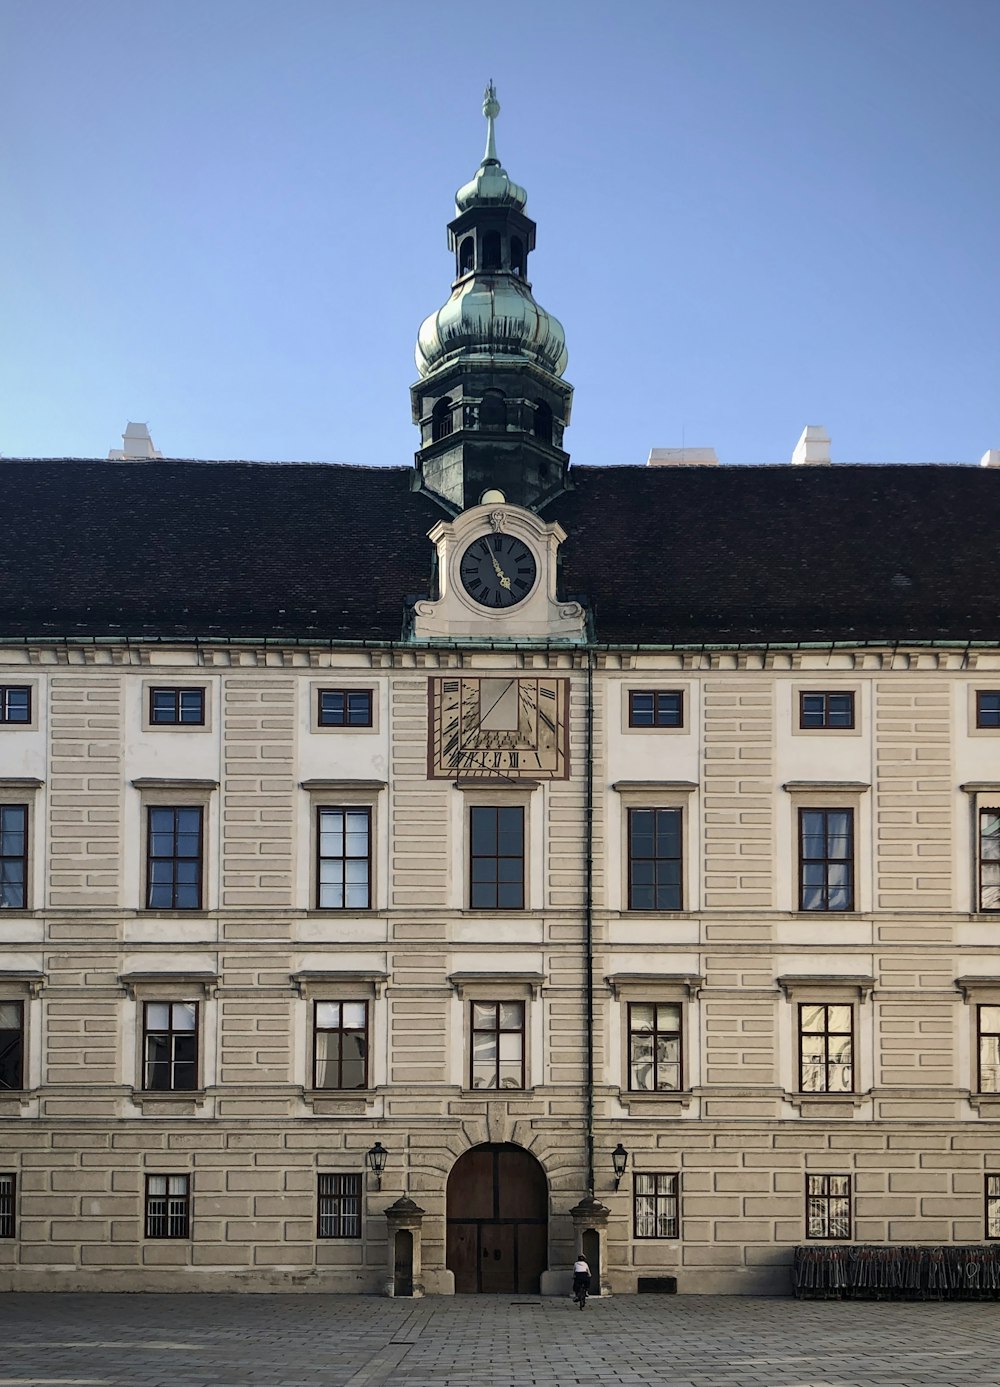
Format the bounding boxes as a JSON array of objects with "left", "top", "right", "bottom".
[
  {"left": 341, "top": 1002, "right": 366, "bottom": 1029},
  {"left": 171, "top": 1003, "right": 197, "bottom": 1031}
]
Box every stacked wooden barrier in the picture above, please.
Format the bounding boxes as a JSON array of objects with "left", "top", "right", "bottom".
[{"left": 793, "top": 1245, "right": 1000, "bottom": 1299}]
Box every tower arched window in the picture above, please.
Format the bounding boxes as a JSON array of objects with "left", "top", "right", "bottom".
[
  {"left": 511, "top": 236, "right": 525, "bottom": 277},
  {"left": 482, "top": 231, "right": 501, "bottom": 271},
  {"left": 479, "top": 391, "right": 506, "bottom": 431},
  {"left": 459, "top": 237, "right": 474, "bottom": 275},
  {"left": 533, "top": 399, "right": 553, "bottom": 445},
  {"left": 431, "top": 398, "right": 453, "bottom": 442}
]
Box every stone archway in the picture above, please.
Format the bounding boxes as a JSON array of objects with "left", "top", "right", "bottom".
[{"left": 446, "top": 1142, "right": 548, "bottom": 1293}]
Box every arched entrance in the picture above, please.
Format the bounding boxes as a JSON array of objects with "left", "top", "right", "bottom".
[{"left": 446, "top": 1143, "right": 548, "bottom": 1293}]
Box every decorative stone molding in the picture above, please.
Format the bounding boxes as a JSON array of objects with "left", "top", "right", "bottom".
[
  {"left": 448, "top": 971, "right": 544, "bottom": 1000},
  {"left": 606, "top": 972, "right": 703, "bottom": 1001},
  {"left": 291, "top": 970, "right": 387, "bottom": 1000}
]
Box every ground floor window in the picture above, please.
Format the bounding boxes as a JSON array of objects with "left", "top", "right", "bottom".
[
  {"left": 145, "top": 1174, "right": 190, "bottom": 1238},
  {"left": 0, "top": 1173, "right": 14, "bottom": 1237},
  {"left": 987, "top": 1175, "right": 1000, "bottom": 1239},
  {"left": 806, "top": 1173, "right": 851, "bottom": 1239},
  {"left": 318, "top": 1172, "right": 361, "bottom": 1239},
  {"left": 633, "top": 1172, "right": 679, "bottom": 1238}
]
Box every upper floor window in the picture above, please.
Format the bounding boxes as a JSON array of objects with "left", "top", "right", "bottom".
[
  {"left": 634, "top": 1172, "right": 679, "bottom": 1239},
  {"left": 146, "top": 806, "right": 203, "bottom": 910},
  {"left": 145, "top": 1174, "right": 190, "bottom": 1238},
  {"left": 988, "top": 1175, "right": 1000, "bottom": 1239},
  {"left": 317, "top": 807, "right": 371, "bottom": 910},
  {"left": 0, "top": 805, "right": 28, "bottom": 910},
  {"left": 799, "top": 808, "right": 854, "bottom": 911},
  {"left": 431, "top": 397, "right": 453, "bottom": 442},
  {"left": 799, "top": 691, "right": 855, "bottom": 730},
  {"left": 313, "top": 1001, "right": 368, "bottom": 1090},
  {"left": 143, "top": 1001, "right": 198, "bottom": 1091},
  {"left": 629, "top": 690, "right": 683, "bottom": 728},
  {"left": 806, "top": 1174, "right": 851, "bottom": 1239},
  {"left": 978, "top": 1005, "right": 1000, "bottom": 1092},
  {"left": 979, "top": 810, "right": 1000, "bottom": 911},
  {"left": 533, "top": 399, "right": 553, "bottom": 444},
  {"left": 458, "top": 236, "right": 474, "bottom": 275},
  {"left": 150, "top": 687, "right": 205, "bottom": 726},
  {"left": 628, "top": 807, "right": 682, "bottom": 911},
  {"left": 469, "top": 806, "right": 524, "bottom": 909},
  {"left": 318, "top": 1172, "right": 361, "bottom": 1238},
  {"left": 482, "top": 230, "right": 501, "bottom": 271},
  {"left": 470, "top": 1000, "right": 525, "bottom": 1090},
  {"left": 798, "top": 1003, "right": 854, "bottom": 1093},
  {"left": 0, "top": 1002, "right": 23, "bottom": 1090},
  {"left": 0, "top": 1174, "right": 14, "bottom": 1238},
  {"left": 628, "top": 1002, "right": 682, "bottom": 1092},
  {"left": 510, "top": 235, "right": 525, "bottom": 276},
  {"left": 317, "top": 689, "right": 373, "bottom": 728},
  {"left": 977, "top": 692, "right": 1000, "bottom": 729},
  {"left": 0, "top": 687, "right": 30, "bottom": 725}
]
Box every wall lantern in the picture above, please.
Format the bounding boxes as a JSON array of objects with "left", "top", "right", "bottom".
[
  {"left": 367, "top": 1141, "right": 389, "bottom": 1190},
  {"left": 612, "top": 1142, "right": 629, "bottom": 1190}
]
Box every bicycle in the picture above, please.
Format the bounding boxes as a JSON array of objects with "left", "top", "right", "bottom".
[{"left": 573, "top": 1277, "right": 589, "bottom": 1310}]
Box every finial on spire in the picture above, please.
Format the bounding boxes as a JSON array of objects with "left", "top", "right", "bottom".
[{"left": 482, "top": 80, "right": 500, "bottom": 165}]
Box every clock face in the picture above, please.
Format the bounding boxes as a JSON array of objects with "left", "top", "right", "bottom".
[
  {"left": 459, "top": 533, "right": 537, "bottom": 609},
  {"left": 428, "top": 676, "right": 570, "bottom": 779}
]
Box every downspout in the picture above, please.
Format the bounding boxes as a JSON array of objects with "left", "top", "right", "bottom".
[{"left": 584, "top": 646, "right": 595, "bottom": 1196}]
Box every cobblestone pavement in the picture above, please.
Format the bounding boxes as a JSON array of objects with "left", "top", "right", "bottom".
[{"left": 4, "top": 1293, "right": 1000, "bottom": 1387}]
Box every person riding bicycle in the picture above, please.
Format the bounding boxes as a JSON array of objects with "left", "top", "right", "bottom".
[{"left": 572, "top": 1255, "right": 592, "bottom": 1298}]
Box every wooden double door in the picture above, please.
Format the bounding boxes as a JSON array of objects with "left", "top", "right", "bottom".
[{"left": 446, "top": 1143, "right": 548, "bottom": 1294}]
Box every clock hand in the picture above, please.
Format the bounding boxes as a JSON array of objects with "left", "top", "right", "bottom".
[{"left": 489, "top": 553, "right": 512, "bottom": 590}]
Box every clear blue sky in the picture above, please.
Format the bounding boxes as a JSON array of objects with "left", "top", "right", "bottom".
[{"left": 2, "top": 0, "right": 998, "bottom": 467}]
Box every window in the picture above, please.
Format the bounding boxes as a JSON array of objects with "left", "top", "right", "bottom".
[
  {"left": 0, "top": 687, "right": 30, "bottom": 725},
  {"left": 806, "top": 1174, "right": 851, "bottom": 1239},
  {"left": 0, "top": 1173, "right": 14, "bottom": 1238},
  {"left": 988, "top": 1176, "right": 1000, "bottom": 1239},
  {"left": 143, "top": 1001, "right": 198, "bottom": 1091},
  {"left": 628, "top": 1002, "right": 681, "bottom": 1091},
  {"left": 977, "top": 692, "right": 1000, "bottom": 729},
  {"left": 317, "top": 807, "right": 371, "bottom": 909},
  {"left": 979, "top": 810, "right": 1000, "bottom": 911},
  {"left": 799, "top": 1003, "right": 854, "bottom": 1093},
  {"left": 511, "top": 235, "right": 525, "bottom": 276},
  {"left": 317, "top": 1172, "right": 361, "bottom": 1238},
  {"left": 0, "top": 1002, "right": 23, "bottom": 1090},
  {"left": 149, "top": 687, "right": 205, "bottom": 726},
  {"left": 470, "top": 1000, "right": 524, "bottom": 1089},
  {"left": 628, "top": 690, "right": 683, "bottom": 728},
  {"left": 0, "top": 805, "right": 28, "bottom": 910},
  {"left": 628, "top": 807, "right": 682, "bottom": 910},
  {"left": 799, "top": 692, "right": 855, "bottom": 730},
  {"left": 145, "top": 1174, "right": 190, "bottom": 1238},
  {"left": 978, "top": 1005, "right": 1000, "bottom": 1092},
  {"left": 459, "top": 237, "right": 474, "bottom": 275},
  {"left": 533, "top": 399, "right": 553, "bottom": 443},
  {"left": 469, "top": 806, "right": 524, "bottom": 909},
  {"left": 482, "top": 230, "right": 501, "bottom": 271},
  {"left": 634, "top": 1173, "right": 679, "bottom": 1239},
  {"left": 313, "top": 1001, "right": 368, "bottom": 1089},
  {"left": 799, "top": 809, "right": 854, "bottom": 911},
  {"left": 146, "top": 806, "right": 203, "bottom": 909},
  {"left": 317, "top": 689, "right": 373, "bottom": 728}
]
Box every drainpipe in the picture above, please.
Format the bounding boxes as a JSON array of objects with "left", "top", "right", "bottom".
[{"left": 584, "top": 647, "right": 596, "bottom": 1196}]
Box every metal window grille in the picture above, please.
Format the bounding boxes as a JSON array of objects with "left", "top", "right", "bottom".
[
  {"left": 0, "top": 804, "right": 28, "bottom": 910},
  {"left": 628, "top": 1002, "right": 682, "bottom": 1091},
  {"left": 318, "top": 689, "right": 373, "bottom": 727},
  {"left": 150, "top": 687, "right": 205, "bottom": 725},
  {"left": 977, "top": 692, "right": 1000, "bottom": 729},
  {"left": 800, "top": 691, "right": 855, "bottom": 729},
  {"left": 799, "top": 808, "right": 854, "bottom": 911},
  {"left": 0, "top": 1174, "right": 14, "bottom": 1237},
  {"left": 806, "top": 1174, "right": 851, "bottom": 1239},
  {"left": 0, "top": 686, "right": 31, "bottom": 724},
  {"left": 634, "top": 1172, "right": 678, "bottom": 1239},
  {"left": 799, "top": 1003, "right": 854, "bottom": 1093},
  {"left": 145, "top": 1174, "right": 190, "bottom": 1238},
  {"left": 143, "top": 1001, "right": 198, "bottom": 1091},
  {"left": 470, "top": 1000, "right": 525, "bottom": 1089},
  {"left": 317, "top": 1172, "right": 361, "bottom": 1238},
  {"left": 317, "top": 807, "right": 371, "bottom": 909},
  {"left": 628, "top": 807, "right": 682, "bottom": 910},
  {"left": 629, "top": 690, "right": 683, "bottom": 728},
  {"left": 979, "top": 810, "right": 1000, "bottom": 911},
  {"left": 313, "top": 1001, "right": 368, "bottom": 1089},
  {"left": 469, "top": 806, "right": 524, "bottom": 910},
  {"left": 146, "top": 806, "right": 203, "bottom": 909},
  {"left": 0, "top": 1001, "right": 24, "bottom": 1090}
]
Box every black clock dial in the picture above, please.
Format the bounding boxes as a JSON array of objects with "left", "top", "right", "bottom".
[{"left": 459, "top": 533, "right": 537, "bottom": 608}]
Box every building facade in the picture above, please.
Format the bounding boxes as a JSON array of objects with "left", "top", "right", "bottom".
[{"left": 2, "top": 89, "right": 1000, "bottom": 1296}]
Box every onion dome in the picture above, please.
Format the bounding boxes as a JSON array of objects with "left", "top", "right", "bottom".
[{"left": 454, "top": 83, "right": 527, "bottom": 212}]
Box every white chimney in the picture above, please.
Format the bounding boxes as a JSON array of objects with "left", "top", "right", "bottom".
[
  {"left": 980, "top": 449, "right": 1000, "bottom": 468},
  {"left": 108, "top": 422, "right": 163, "bottom": 461},
  {"left": 647, "top": 447, "right": 718, "bottom": 466},
  {"left": 790, "top": 426, "right": 831, "bottom": 466}
]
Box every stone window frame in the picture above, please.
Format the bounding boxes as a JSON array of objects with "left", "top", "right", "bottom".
[
  {"left": 300, "top": 781, "right": 386, "bottom": 914},
  {"left": 624, "top": 687, "right": 687, "bottom": 733},
  {"left": 309, "top": 682, "right": 380, "bottom": 736},
  {"left": 959, "top": 785, "right": 1000, "bottom": 914},
  {"left": 140, "top": 680, "right": 212, "bottom": 734},
  {"left": 633, "top": 1172, "right": 680, "bottom": 1240},
  {"left": 971, "top": 688, "right": 1000, "bottom": 736},
  {"left": 806, "top": 1173, "right": 852, "bottom": 1240},
  {"left": 144, "top": 1173, "right": 191, "bottom": 1239},
  {"left": 0, "top": 1172, "right": 15, "bottom": 1238},
  {"left": 0, "top": 682, "right": 37, "bottom": 731},
  {"left": 0, "top": 779, "right": 43, "bottom": 914},
  {"left": 987, "top": 1174, "right": 1000, "bottom": 1239},
  {"left": 612, "top": 782, "right": 698, "bottom": 916},
  {"left": 790, "top": 684, "right": 862, "bottom": 739},
  {"left": 956, "top": 977, "right": 1000, "bottom": 1114},
  {"left": 317, "top": 1171, "right": 363, "bottom": 1239},
  {"left": 449, "top": 972, "right": 543, "bottom": 1096},
  {"left": 121, "top": 971, "right": 218, "bottom": 1110},
  {"left": 292, "top": 971, "right": 386, "bottom": 1111},
  {"left": 607, "top": 974, "right": 701, "bottom": 1114},
  {"left": 0, "top": 971, "right": 45, "bottom": 1108},
  {"left": 132, "top": 779, "right": 218, "bottom": 915},
  {"left": 778, "top": 975, "right": 873, "bottom": 1115},
  {"left": 453, "top": 781, "right": 540, "bottom": 914},
  {"left": 782, "top": 782, "right": 870, "bottom": 915}
]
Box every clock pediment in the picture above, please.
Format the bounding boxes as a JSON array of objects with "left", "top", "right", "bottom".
[{"left": 410, "top": 502, "right": 586, "bottom": 642}]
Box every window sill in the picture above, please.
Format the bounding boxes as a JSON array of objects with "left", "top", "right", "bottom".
[
  {"left": 303, "top": 1090, "right": 374, "bottom": 1115},
  {"left": 130, "top": 1089, "right": 207, "bottom": 1113},
  {"left": 460, "top": 1087, "right": 531, "bottom": 1099},
  {"left": 970, "top": 1094, "right": 1000, "bottom": 1116},
  {"left": 0, "top": 1090, "right": 32, "bottom": 1113},
  {"left": 787, "top": 1092, "right": 864, "bottom": 1116},
  {"left": 619, "top": 1090, "right": 693, "bottom": 1114}
]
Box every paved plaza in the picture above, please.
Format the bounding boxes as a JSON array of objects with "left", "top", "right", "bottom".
[{"left": 3, "top": 1292, "right": 1000, "bottom": 1387}]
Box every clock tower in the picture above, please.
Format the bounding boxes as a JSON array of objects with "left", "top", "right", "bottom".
[{"left": 411, "top": 85, "right": 573, "bottom": 514}]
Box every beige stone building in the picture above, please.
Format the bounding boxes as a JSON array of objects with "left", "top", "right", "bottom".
[{"left": 2, "top": 90, "right": 1000, "bottom": 1296}]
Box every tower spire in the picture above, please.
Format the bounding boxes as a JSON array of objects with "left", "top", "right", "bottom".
[{"left": 482, "top": 80, "right": 500, "bottom": 165}]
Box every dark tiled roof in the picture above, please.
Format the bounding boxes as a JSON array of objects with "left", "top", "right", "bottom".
[{"left": 0, "top": 458, "right": 997, "bottom": 645}]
